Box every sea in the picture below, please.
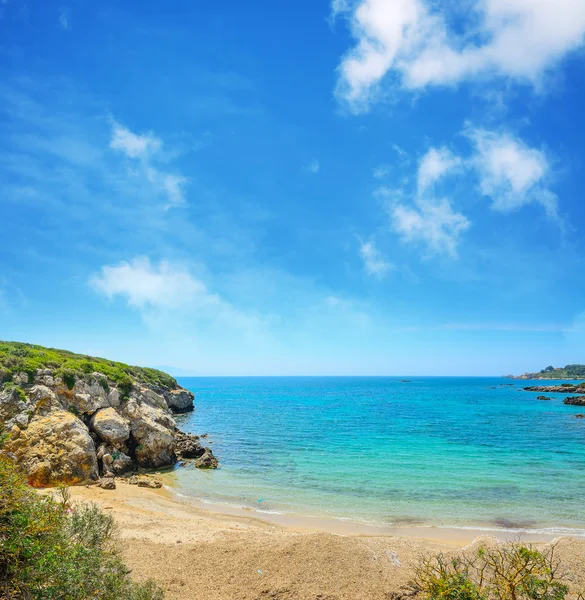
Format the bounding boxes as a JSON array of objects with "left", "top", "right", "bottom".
[{"left": 172, "top": 376, "right": 585, "bottom": 536}]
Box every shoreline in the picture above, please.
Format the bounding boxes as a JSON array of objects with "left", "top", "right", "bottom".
[
  {"left": 164, "top": 489, "right": 581, "bottom": 545},
  {"left": 160, "top": 473, "right": 585, "bottom": 544}
]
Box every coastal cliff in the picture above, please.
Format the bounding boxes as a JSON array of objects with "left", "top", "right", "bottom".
[{"left": 0, "top": 341, "right": 217, "bottom": 487}]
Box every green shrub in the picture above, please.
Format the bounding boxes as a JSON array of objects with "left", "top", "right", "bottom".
[
  {"left": 413, "top": 542, "right": 576, "bottom": 600},
  {"left": 0, "top": 452, "right": 164, "bottom": 599},
  {"left": 61, "top": 368, "right": 77, "bottom": 390},
  {"left": 0, "top": 341, "right": 178, "bottom": 394}
]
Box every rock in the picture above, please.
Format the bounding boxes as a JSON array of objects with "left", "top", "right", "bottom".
[
  {"left": 139, "top": 387, "right": 168, "bottom": 410},
  {"left": 98, "top": 476, "right": 116, "bottom": 490},
  {"left": 175, "top": 431, "right": 205, "bottom": 459},
  {"left": 166, "top": 389, "right": 195, "bottom": 413},
  {"left": 128, "top": 474, "right": 162, "bottom": 488},
  {"left": 536, "top": 396, "right": 551, "bottom": 400},
  {"left": 3, "top": 410, "right": 99, "bottom": 487},
  {"left": 0, "top": 387, "right": 28, "bottom": 423},
  {"left": 69, "top": 379, "right": 110, "bottom": 414},
  {"left": 28, "top": 385, "right": 60, "bottom": 413},
  {"left": 194, "top": 448, "right": 219, "bottom": 469},
  {"left": 111, "top": 450, "right": 134, "bottom": 475},
  {"left": 15, "top": 413, "right": 29, "bottom": 428},
  {"left": 575, "top": 414, "right": 584, "bottom": 419},
  {"left": 524, "top": 385, "right": 582, "bottom": 393},
  {"left": 563, "top": 396, "right": 585, "bottom": 406},
  {"left": 107, "top": 388, "right": 120, "bottom": 407},
  {"left": 90, "top": 407, "right": 130, "bottom": 447},
  {"left": 120, "top": 401, "right": 176, "bottom": 468}
]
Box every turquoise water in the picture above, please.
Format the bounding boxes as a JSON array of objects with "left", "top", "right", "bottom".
[{"left": 173, "top": 377, "right": 585, "bottom": 534}]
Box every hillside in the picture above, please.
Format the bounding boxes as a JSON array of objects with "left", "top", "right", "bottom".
[
  {"left": 505, "top": 364, "right": 585, "bottom": 380},
  {"left": 0, "top": 340, "right": 177, "bottom": 392}
]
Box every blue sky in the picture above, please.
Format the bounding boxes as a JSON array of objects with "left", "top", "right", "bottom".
[{"left": 1, "top": 0, "right": 584, "bottom": 375}]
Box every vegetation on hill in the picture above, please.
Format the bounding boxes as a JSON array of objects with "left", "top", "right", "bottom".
[
  {"left": 0, "top": 341, "right": 177, "bottom": 393},
  {"left": 508, "top": 365, "right": 585, "bottom": 380},
  {"left": 0, "top": 434, "right": 164, "bottom": 599}
]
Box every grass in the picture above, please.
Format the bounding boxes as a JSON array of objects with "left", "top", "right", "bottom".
[
  {"left": 0, "top": 341, "right": 177, "bottom": 395},
  {"left": 0, "top": 435, "right": 164, "bottom": 599}
]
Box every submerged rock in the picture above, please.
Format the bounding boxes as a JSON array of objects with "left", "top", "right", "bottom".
[{"left": 536, "top": 396, "right": 551, "bottom": 400}]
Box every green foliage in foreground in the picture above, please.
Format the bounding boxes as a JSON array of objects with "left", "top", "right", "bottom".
[
  {"left": 531, "top": 365, "right": 585, "bottom": 380},
  {"left": 413, "top": 541, "right": 582, "bottom": 600},
  {"left": 0, "top": 453, "right": 164, "bottom": 600},
  {"left": 0, "top": 341, "right": 177, "bottom": 392}
]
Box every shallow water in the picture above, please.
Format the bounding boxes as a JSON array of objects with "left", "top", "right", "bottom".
[{"left": 173, "top": 376, "right": 585, "bottom": 535}]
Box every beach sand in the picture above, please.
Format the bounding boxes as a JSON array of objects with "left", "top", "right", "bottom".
[{"left": 62, "top": 482, "right": 585, "bottom": 600}]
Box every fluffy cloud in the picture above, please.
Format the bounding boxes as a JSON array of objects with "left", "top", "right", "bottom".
[
  {"left": 334, "top": 0, "right": 585, "bottom": 112},
  {"left": 110, "top": 123, "right": 187, "bottom": 208},
  {"left": 389, "top": 197, "right": 470, "bottom": 258},
  {"left": 359, "top": 240, "right": 393, "bottom": 278},
  {"left": 417, "top": 147, "right": 461, "bottom": 192},
  {"left": 466, "top": 127, "right": 558, "bottom": 217},
  {"left": 90, "top": 257, "right": 215, "bottom": 311}
]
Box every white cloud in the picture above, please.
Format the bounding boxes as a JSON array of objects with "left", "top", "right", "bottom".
[
  {"left": 417, "top": 146, "right": 461, "bottom": 192},
  {"left": 334, "top": 0, "right": 585, "bottom": 112},
  {"left": 466, "top": 127, "right": 558, "bottom": 217},
  {"left": 389, "top": 197, "right": 471, "bottom": 258},
  {"left": 109, "top": 123, "right": 187, "bottom": 208},
  {"left": 110, "top": 124, "right": 161, "bottom": 159},
  {"left": 90, "top": 257, "right": 214, "bottom": 311},
  {"left": 359, "top": 240, "right": 393, "bottom": 278}
]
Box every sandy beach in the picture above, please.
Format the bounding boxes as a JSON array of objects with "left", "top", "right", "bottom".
[{"left": 62, "top": 482, "right": 585, "bottom": 600}]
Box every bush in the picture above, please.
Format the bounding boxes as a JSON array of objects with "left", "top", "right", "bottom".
[
  {"left": 0, "top": 341, "right": 178, "bottom": 394},
  {"left": 0, "top": 452, "right": 164, "bottom": 599},
  {"left": 413, "top": 542, "right": 579, "bottom": 600}
]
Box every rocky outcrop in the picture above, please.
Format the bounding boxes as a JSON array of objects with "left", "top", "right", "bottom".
[
  {"left": 166, "top": 388, "right": 195, "bottom": 413},
  {"left": 524, "top": 385, "right": 584, "bottom": 393},
  {"left": 563, "top": 396, "right": 585, "bottom": 406},
  {"left": 4, "top": 410, "right": 99, "bottom": 487},
  {"left": 536, "top": 396, "right": 551, "bottom": 400},
  {"left": 0, "top": 365, "right": 216, "bottom": 487},
  {"left": 175, "top": 431, "right": 218, "bottom": 468}
]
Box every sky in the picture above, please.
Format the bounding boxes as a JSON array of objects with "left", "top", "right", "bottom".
[{"left": 1, "top": 0, "right": 584, "bottom": 376}]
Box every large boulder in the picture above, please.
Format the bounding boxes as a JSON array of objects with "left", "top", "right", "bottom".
[
  {"left": 90, "top": 407, "right": 130, "bottom": 447},
  {"left": 4, "top": 410, "right": 99, "bottom": 487},
  {"left": 120, "top": 400, "right": 176, "bottom": 468},
  {"left": 166, "top": 389, "right": 194, "bottom": 413}
]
